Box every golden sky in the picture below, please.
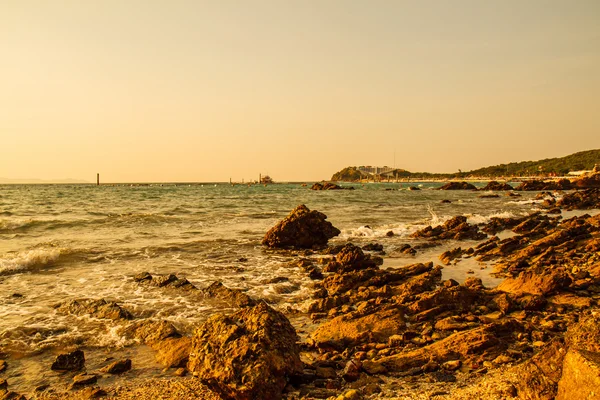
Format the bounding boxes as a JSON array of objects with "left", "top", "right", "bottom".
[{"left": 2, "top": 0, "right": 599, "bottom": 182}]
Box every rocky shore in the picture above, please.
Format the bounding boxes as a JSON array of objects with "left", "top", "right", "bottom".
[{"left": 2, "top": 183, "right": 600, "bottom": 399}]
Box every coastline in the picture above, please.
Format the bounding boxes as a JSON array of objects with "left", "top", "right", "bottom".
[{"left": 1, "top": 182, "right": 600, "bottom": 399}]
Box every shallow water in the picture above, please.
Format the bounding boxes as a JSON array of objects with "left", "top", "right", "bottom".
[{"left": 0, "top": 182, "right": 549, "bottom": 391}]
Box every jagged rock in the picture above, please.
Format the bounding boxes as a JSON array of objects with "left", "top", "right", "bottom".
[
  {"left": 153, "top": 337, "right": 192, "bottom": 368},
  {"left": 310, "top": 305, "right": 406, "bottom": 349},
  {"left": 262, "top": 205, "right": 340, "bottom": 249},
  {"left": 481, "top": 181, "right": 514, "bottom": 191},
  {"left": 70, "top": 374, "right": 97, "bottom": 389},
  {"left": 556, "top": 349, "right": 600, "bottom": 400},
  {"left": 439, "top": 247, "right": 461, "bottom": 265},
  {"left": 135, "top": 272, "right": 198, "bottom": 291},
  {"left": 55, "top": 298, "right": 132, "bottom": 320},
  {"left": 0, "top": 360, "right": 5, "bottom": 373},
  {"left": 51, "top": 350, "right": 85, "bottom": 371},
  {"left": 324, "top": 244, "right": 383, "bottom": 273},
  {"left": 571, "top": 170, "right": 600, "bottom": 188},
  {"left": 515, "top": 179, "right": 573, "bottom": 191},
  {"left": 556, "top": 188, "right": 600, "bottom": 210},
  {"left": 363, "top": 321, "right": 521, "bottom": 374},
  {"left": 100, "top": 359, "right": 131, "bottom": 374},
  {"left": 119, "top": 319, "right": 180, "bottom": 344},
  {"left": 187, "top": 302, "right": 302, "bottom": 400},
  {"left": 497, "top": 268, "right": 571, "bottom": 296},
  {"left": 439, "top": 182, "right": 477, "bottom": 190},
  {"left": 201, "top": 281, "right": 255, "bottom": 308},
  {"left": 362, "top": 243, "right": 383, "bottom": 252},
  {"left": 411, "top": 216, "right": 486, "bottom": 241},
  {"left": 311, "top": 182, "right": 353, "bottom": 190}
]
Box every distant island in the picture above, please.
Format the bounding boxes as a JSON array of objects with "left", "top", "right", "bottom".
[{"left": 331, "top": 149, "right": 600, "bottom": 181}]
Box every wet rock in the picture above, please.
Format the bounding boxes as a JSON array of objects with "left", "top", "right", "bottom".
[
  {"left": 201, "top": 281, "right": 256, "bottom": 308},
  {"left": 0, "top": 360, "right": 5, "bottom": 373},
  {"left": 187, "top": 302, "right": 302, "bottom": 400},
  {"left": 51, "top": 349, "right": 85, "bottom": 371},
  {"left": 398, "top": 244, "right": 416, "bottom": 255},
  {"left": 478, "top": 194, "right": 500, "bottom": 198},
  {"left": 55, "top": 298, "right": 132, "bottom": 320},
  {"left": 556, "top": 188, "right": 600, "bottom": 210},
  {"left": 556, "top": 349, "right": 600, "bottom": 400},
  {"left": 441, "top": 199, "right": 452, "bottom": 203},
  {"left": 439, "top": 182, "right": 477, "bottom": 190},
  {"left": 0, "top": 378, "right": 6, "bottom": 390},
  {"left": 481, "top": 181, "right": 514, "bottom": 191},
  {"left": 262, "top": 205, "right": 340, "bottom": 249},
  {"left": 408, "top": 186, "right": 421, "bottom": 191},
  {"left": 326, "top": 244, "right": 383, "bottom": 273},
  {"left": 119, "top": 319, "right": 180, "bottom": 344},
  {"left": 439, "top": 247, "right": 461, "bottom": 265},
  {"left": 515, "top": 179, "right": 573, "bottom": 191},
  {"left": 311, "top": 182, "right": 351, "bottom": 191},
  {"left": 70, "top": 374, "right": 97, "bottom": 389},
  {"left": 100, "top": 359, "right": 131, "bottom": 374},
  {"left": 362, "top": 243, "right": 383, "bottom": 252},
  {"left": 571, "top": 170, "right": 600, "bottom": 188},
  {"left": 411, "top": 216, "right": 486, "bottom": 241}
]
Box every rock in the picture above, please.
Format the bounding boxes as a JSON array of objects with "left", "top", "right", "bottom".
[
  {"left": 311, "top": 182, "right": 351, "bottom": 191},
  {"left": 515, "top": 179, "right": 573, "bottom": 191},
  {"left": 70, "top": 373, "right": 97, "bottom": 388},
  {"left": 187, "top": 302, "right": 302, "bottom": 400},
  {"left": 478, "top": 194, "right": 500, "bottom": 198},
  {"left": 439, "top": 182, "right": 477, "bottom": 190},
  {"left": 119, "top": 319, "right": 180, "bottom": 344},
  {"left": 174, "top": 368, "right": 186, "bottom": 377},
  {"left": 408, "top": 186, "right": 420, "bottom": 191},
  {"left": 439, "top": 247, "right": 461, "bottom": 265},
  {"left": 556, "top": 349, "right": 600, "bottom": 400},
  {"left": 55, "top": 298, "right": 132, "bottom": 320},
  {"left": 201, "top": 281, "right": 256, "bottom": 308},
  {"left": 0, "top": 378, "right": 6, "bottom": 390},
  {"left": 411, "top": 216, "right": 486, "bottom": 241},
  {"left": 497, "top": 268, "right": 571, "bottom": 296},
  {"left": 327, "top": 244, "right": 383, "bottom": 273},
  {"left": 262, "top": 205, "right": 340, "bottom": 249},
  {"left": 342, "top": 360, "right": 362, "bottom": 382},
  {"left": 481, "top": 181, "right": 514, "bottom": 191},
  {"left": 556, "top": 188, "right": 600, "bottom": 210},
  {"left": 51, "top": 349, "right": 85, "bottom": 371},
  {"left": 442, "top": 360, "right": 461, "bottom": 371},
  {"left": 571, "top": 170, "right": 600, "bottom": 189},
  {"left": 517, "top": 339, "right": 566, "bottom": 400},
  {"left": 0, "top": 360, "right": 5, "bottom": 373},
  {"left": 153, "top": 337, "right": 192, "bottom": 368},
  {"left": 362, "top": 243, "right": 383, "bottom": 252},
  {"left": 441, "top": 199, "right": 452, "bottom": 203},
  {"left": 77, "top": 387, "right": 106, "bottom": 399},
  {"left": 363, "top": 321, "right": 519, "bottom": 373},
  {"left": 310, "top": 306, "right": 406, "bottom": 349},
  {"left": 100, "top": 359, "right": 131, "bottom": 374}
]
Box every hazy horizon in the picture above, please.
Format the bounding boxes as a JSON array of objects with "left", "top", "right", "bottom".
[{"left": 2, "top": 1, "right": 599, "bottom": 183}]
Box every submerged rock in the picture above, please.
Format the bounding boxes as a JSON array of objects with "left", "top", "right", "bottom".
[
  {"left": 187, "top": 302, "right": 302, "bottom": 400},
  {"left": 311, "top": 182, "right": 353, "bottom": 190},
  {"left": 55, "top": 298, "right": 132, "bottom": 320},
  {"left": 200, "top": 281, "right": 256, "bottom": 308},
  {"left": 262, "top": 205, "right": 340, "bottom": 249},
  {"left": 51, "top": 349, "right": 85, "bottom": 371}
]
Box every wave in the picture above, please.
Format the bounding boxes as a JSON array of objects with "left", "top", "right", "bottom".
[{"left": 0, "top": 248, "right": 66, "bottom": 275}]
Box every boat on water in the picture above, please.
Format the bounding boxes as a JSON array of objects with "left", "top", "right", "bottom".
[{"left": 260, "top": 175, "right": 274, "bottom": 184}]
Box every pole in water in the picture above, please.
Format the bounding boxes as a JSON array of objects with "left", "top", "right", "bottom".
[
  {"left": 259, "top": 173, "right": 261, "bottom": 184},
  {"left": 97, "top": 173, "right": 100, "bottom": 186}
]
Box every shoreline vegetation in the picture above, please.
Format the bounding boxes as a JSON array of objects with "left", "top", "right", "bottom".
[
  {"left": 3, "top": 172, "right": 600, "bottom": 400},
  {"left": 330, "top": 149, "right": 600, "bottom": 183}
]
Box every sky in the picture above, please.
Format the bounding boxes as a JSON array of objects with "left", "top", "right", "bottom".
[{"left": 1, "top": 0, "right": 599, "bottom": 183}]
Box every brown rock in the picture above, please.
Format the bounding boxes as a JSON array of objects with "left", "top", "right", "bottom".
[
  {"left": 481, "top": 181, "right": 514, "bottom": 191},
  {"left": 262, "top": 205, "right": 340, "bottom": 249},
  {"left": 51, "top": 349, "right": 85, "bottom": 371},
  {"left": 118, "top": 319, "right": 180, "bottom": 344},
  {"left": 201, "top": 281, "right": 256, "bottom": 308},
  {"left": 439, "top": 247, "right": 462, "bottom": 265},
  {"left": 556, "top": 349, "right": 600, "bottom": 400},
  {"left": 187, "top": 302, "right": 302, "bottom": 400},
  {"left": 70, "top": 374, "right": 97, "bottom": 389},
  {"left": 439, "top": 182, "right": 477, "bottom": 190},
  {"left": 55, "top": 298, "right": 132, "bottom": 320},
  {"left": 153, "top": 337, "right": 192, "bottom": 368},
  {"left": 100, "top": 359, "right": 131, "bottom": 374},
  {"left": 497, "top": 268, "right": 571, "bottom": 296}
]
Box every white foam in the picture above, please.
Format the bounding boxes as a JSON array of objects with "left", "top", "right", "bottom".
[
  {"left": 466, "top": 211, "right": 517, "bottom": 225},
  {"left": 0, "top": 248, "right": 63, "bottom": 275}
]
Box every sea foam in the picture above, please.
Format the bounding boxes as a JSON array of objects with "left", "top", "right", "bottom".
[{"left": 0, "top": 248, "right": 63, "bottom": 275}]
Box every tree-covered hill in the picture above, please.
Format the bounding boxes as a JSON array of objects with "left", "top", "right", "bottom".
[{"left": 330, "top": 149, "right": 600, "bottom": 181}]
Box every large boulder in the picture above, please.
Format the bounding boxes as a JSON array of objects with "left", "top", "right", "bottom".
[
  {"left": 571, "top": 170, "right": 600, "bottom": 189},
  {"left": 187, "top": 302, "right": 302, "bottom": 400},
  {"left": 556, "top": 349, "right": 600, "bottom": 400},
  {"left": 201, "top": 281, "right": 256, "bottom": 308},
  {"left": 497, "top": 268, "right": 571, "bottom": 296},
  {"left": 262, "top": 205, "right": 340, "bottom": 249}
]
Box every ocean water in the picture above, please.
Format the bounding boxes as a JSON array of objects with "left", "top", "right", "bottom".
[{"left": 0, "top": 182, "right": 546, "bottom": 391}]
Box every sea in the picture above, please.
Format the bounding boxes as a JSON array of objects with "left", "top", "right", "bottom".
[{"left": 0, "top": 182, "right": 564, "bottom": 391}]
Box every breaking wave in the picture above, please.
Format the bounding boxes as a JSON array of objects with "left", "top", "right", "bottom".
[{"left": 0, "top": 248, "right": 65, "bottom": 275}]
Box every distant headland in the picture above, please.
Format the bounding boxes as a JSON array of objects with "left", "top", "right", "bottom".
[{"left": 331, "top": 149, "right": 600, "bottom": 182}]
